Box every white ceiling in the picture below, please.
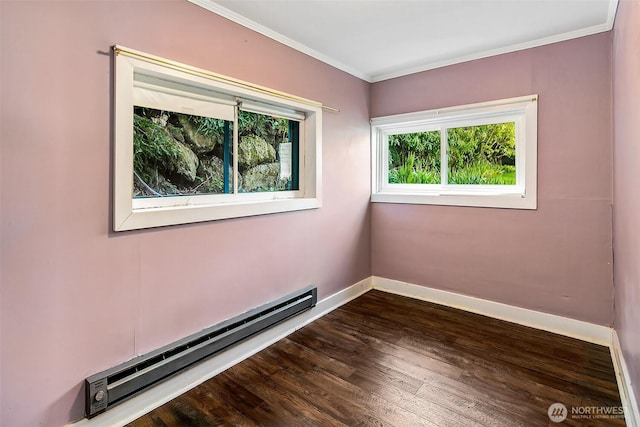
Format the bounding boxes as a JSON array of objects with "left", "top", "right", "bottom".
[{"left": 189, "top": 0, "right": 618, "bottom": 83}]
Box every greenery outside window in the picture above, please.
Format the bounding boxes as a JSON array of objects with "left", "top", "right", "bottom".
[
  {"left": 114, "top": 46, "right": 322, "bottom": 231},
  {"left": 371, "top": 95, "right": 538, "bottom": 209}
]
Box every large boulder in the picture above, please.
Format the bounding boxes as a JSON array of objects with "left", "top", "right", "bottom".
[
  {"left": 238, "top": 135, "right": 276, "bottom": 170},
  {"left": 133, "top": 113, "right": 198, "bottom": 185},
  {"left": 167, "top": 124, "right": 185, "bottom": 144},
  {"left": 171, "top": 141, "right": 199, "bottom": 182},
  {"left": 241, "top": 162, "right": 282, "bottom": 192},
  {"left": 176, "top": 115, "right": 219, "bottom": 154}
]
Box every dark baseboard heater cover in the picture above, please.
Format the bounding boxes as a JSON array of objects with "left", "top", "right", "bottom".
[{"left": 85, "top": 285, "right": 317, "bottom": 418}]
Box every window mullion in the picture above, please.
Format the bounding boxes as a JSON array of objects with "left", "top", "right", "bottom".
[
  {"left": 441, "top": 126, "right": 448, "bottom": 186},
  {"left": 289, "top": 121, "right": 300, "bottom": 190},
  {"left": 516, "top": 119, "right": 524, "bottom": 189},
  {"left": 233, "top": 105, "right": 239, "bottom": 194},
  {"left": 223, "top": 121, "right": 231, "bottom": 194},
  {"left": 381, "top": 132, "right": 388, "bottom": 190}
]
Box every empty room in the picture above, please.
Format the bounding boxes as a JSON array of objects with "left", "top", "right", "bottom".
[{"left": 1, "top": 0, "right": 639, "bottom": 426}]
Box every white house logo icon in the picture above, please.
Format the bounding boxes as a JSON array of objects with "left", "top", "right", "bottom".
[{"left": 548, "top": 402, "right": 568, "bottom": 422}]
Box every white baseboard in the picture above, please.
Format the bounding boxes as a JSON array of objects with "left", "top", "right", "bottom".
[
  {"left": 373, "top": 277, "right": 640, "bottom": 423},
  {"left": 372, "top": 276, "right": 613, "bottom": 346},
  {"left": 611, "top": 331, "right": 640, "bottom": 427},
  {"left": 66, "top": 277, "right": 372, "bottom": 427},
  {"left": 68, "top": 275, "right": 635, "bottom": 427}
]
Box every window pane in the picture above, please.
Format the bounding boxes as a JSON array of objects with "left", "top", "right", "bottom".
[
  {"left": 133, "top": 106, "right": 233, "bottom": 198},
  {"left": 388, "top": 131, "right": 441, "bottom": 184},
  {"left": 237, "top": 110, "right": 299, "bottom": 193},
  {"left": 447, "top": 122, "right": 516, "bottom": 185}
]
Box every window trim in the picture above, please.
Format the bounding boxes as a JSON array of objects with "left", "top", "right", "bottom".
[
  {"left": 371, "top": 95, "right": 538, "bottom": 210},
  {"left": 113, "top": 46, "right": 322, "bottom": 231}
]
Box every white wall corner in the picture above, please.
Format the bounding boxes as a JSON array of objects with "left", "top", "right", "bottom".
[
  {"left": 611, "top": 331, "right": 640, "bottom": 427},
  {"left": 371, "top": 276, "right": 613, "bottom": 346},
  {"left": 66, "top": 276, "right": 373, "bottom": 427}
]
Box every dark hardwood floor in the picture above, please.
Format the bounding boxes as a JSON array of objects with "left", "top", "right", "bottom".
[{"left": 128, "top": 291, "right": 625, "bottom": 426}]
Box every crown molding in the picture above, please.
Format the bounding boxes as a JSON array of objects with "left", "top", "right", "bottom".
[
  {"left": 189, "top": 0, "right": 619, "bottom": 84},
  {"left": 188, "top": 0, "right": 373, "bottom": 82},
  {"left": 371, "top": 14, "right": 617, "bottom": 82}
]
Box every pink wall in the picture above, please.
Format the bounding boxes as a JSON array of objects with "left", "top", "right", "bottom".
[
  {"left": 0, "top": 1, "right": 629, "bottom": 425},
  {"left": 370, "top": 33, "right": 614, "bottom": 325},
  {"left": 613, "top": 0, "right": 640, "bottom": 410},
  {"left": 0, "top": 1, "right": 371, "bottom": 426}
]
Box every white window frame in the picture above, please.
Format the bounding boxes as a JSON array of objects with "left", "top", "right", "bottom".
[
  {"left": 113, "top": 46, "right": 322, "bottom": 231},
  {"left": 371, "top": 95, "right": 537, "bottom": 209}
]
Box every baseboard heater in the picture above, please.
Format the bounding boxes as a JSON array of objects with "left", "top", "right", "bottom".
[{"left": 85, "top": 285, "right": 317, "bottom": 418}]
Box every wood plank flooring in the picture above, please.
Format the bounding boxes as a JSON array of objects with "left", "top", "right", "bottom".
[{"left": 128, "top": 291, "right": 625, "bottom": 426}]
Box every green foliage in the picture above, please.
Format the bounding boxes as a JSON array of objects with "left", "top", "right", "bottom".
[
  {"left": 388, "top": 131, "right": 440, "bottom": 171},
  {"left": 133, "top": 114, "right": 182, "bottom": 182},
  {"left": 387, "top": 122, "right": 516, "bottom": 186},
  {"left": 447, "top": 123, "right": 515, "bottom": 171},
  {"left": 448, "top": 160, "right": 516, "bottom": 185},
  {"left": 389, "top": 153, "right": 440, "bottom": 184},
  {"left": 193, "top": 116, "right": 227, "bottom": 138},
  {"left": 194, "top": 111, "right": 290, "bottom": 143},
  {"left": 170, "top": 110, "right": 291, "bottom": 147},
  {"left": 239, "top": 111, "right": 289, "bottom": 143},
  {"left": 132, "top": 106, "right": 297, "bottom": 197}
]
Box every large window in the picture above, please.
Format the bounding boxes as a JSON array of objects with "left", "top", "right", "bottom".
[
  {"left": 371, "top": 95, "right": 537, "bottom": 209},
  {"left": 114, "top": 46, "right": 322, "bottom": 231}
]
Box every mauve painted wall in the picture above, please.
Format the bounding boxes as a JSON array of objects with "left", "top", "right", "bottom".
[
  {"left": 613, "top": 0, "right": 640, "bottom": 410},
  {"left": 370, "top": 34, "right": 614, "bottom": 326},
  {"left": 0, "top": 1, "right": 371, "bottom": 426}
]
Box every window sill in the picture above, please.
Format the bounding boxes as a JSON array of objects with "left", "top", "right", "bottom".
[
  {"left": 370, "top": 192, "right": 536, "bottom": 210},
  {"left": 115, "top": 197, "right": 321, "bottom": 231}
]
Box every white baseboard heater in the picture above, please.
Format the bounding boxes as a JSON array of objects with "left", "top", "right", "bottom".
[{"left": 85, "top": 285, "right": 317, "bottom": 418}]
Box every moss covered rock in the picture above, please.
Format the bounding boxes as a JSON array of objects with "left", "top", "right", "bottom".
[
  {"left": 177, "top": 115, "right": 219, "bottom": 154},
  {"left": 238, "top": 135, "right": 276, "bottom": 170},
  {"left": 172, "top": 141, "right": 199, "bottom": 182},
  {"left": 133, "top": 114, "right": 199, "bottom": 184},
  {"left": 241, "top": 162, "right": 281, "bottom": 192}
]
